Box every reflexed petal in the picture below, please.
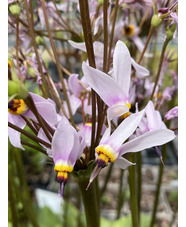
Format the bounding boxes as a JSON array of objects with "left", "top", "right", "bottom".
[
  {"left": 108, "top": 109, "right": 145, "bottom": 150},
  {"left": 131, "top": 58, "right": 149, "bottom": 78},
  {"left": 107, "top": 103, "right": 129, "bottom": 122},
  {"left": 82, "top": 62, "right": 125, "bottom": 107},
  {"left": 68, "top": 74, "right": 82, "bottom": 97},
  {"left": 8, "top": 114, "right": 26, "bottom": 150},
  {"left": 119, "top": 129, "right": 175, "bottom": 156},
  {"left": 113, "top": 40, "right": 131, "bottom": 96},
  {"left": 52, "top": 117, "right": 75, "bottom": 163},
  {"left": 115, "top": 157, "right": 135, "bottom": 169},
  {"left": 68, "top": 40, "right": 86, "bottom": 52},
  {"left": 145, "top": 101, "right": 163, "bottom": 130}
]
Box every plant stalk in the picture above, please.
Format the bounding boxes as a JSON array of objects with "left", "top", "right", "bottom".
[
  {"left": 78, "top": 178, "right": 100, "bottom": 227},
  {"left": 128, "top": 153, "right": 139, "bottom": 227}
]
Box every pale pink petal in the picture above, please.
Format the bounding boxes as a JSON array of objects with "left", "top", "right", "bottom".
[
  {"left": 107, "top": 109, "right": 145, "bottom": 150},
  {"left": 8, "top": 114, "right": 26, "bottom": 150},
  {"left": 113, "top": 40, "right": 131, "bottom": 96},
  {"left": 115, "top": 157, "right": 135, "bottom": 169},
  {"left": 145, "top": 101, "right": 163, "bottom": 130},
  {"left": 119, "top": 129, "right": 175, "bottom": 156},
  {"left": 131, "top": 58, "right": 149, "bottom": 78},
  {"left": 68, "top": 74, "right": 82, "bottom": 97},
  {"left": 63, "top": 95, "right": 81, "bottom": 119},
  {"left": 52, "top": 117, "right": 75, "bottom": 163},
  {"left": 82, "top": 62, "right": 125, "bottom": 107}
]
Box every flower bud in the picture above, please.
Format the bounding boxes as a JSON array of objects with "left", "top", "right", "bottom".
[
  {"left": 9, "top": 4, "right": 21, "bottom": 17},
  {"left": 8, "top": 80, "right": 29, "bottom": 99},
  {"left": 165, "top": 23, "right": 177, "bottom": 41},
  {"left": 151, "top": 14, "right": 162, "bottom": 28},
  {"left": 35, "top": 36, "right": 44, "bottom": 46}
]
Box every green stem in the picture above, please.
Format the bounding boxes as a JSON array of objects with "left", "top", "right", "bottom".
[
  {"left": 150, "top": 145, "right": 166, "bottom": 227},
  {"left": 128, "top": 154, "right": 139, "bottom": 227},
  {"left": 149, "top": 39, "right": 170, "bottom": 100},
  {"left": 8, "top": 170, "right": 18, "bottom": 227},
  {"left": 78, "top": 178, "right": 100, "bottom": 227},
  {"left": 116, "top": 169, "right": 125, "bottom": 219},
  {"left": 136, "top": 152, "right": 142, "bottom": 225},
  {"left": 13, "top": 149, "right": 39, "bottom": 227}
]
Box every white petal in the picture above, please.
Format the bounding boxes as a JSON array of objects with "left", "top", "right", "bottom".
[
  {"left": 107, "top": 104, "right": 129, "bottom": 122},
  {"left": 119, "top": 129, "right": 175, "bottom": 156},
  {"left": 108, "top": 109, "right": 145, "bottom": 150},
  {"left": 82, "top": 62, "right": 125, "bottom": 107},
  {"left": 131, "top": 58, "right": 149, "bottom": 78},
  {"left": 68, "top": 40, "right": 86, "bottom": 52},
  {"left": 113, "top": 40, "right": 131, "bottom": 96},
  {"left": 115, "top": 157, "right": 135, "bottom": 169}
]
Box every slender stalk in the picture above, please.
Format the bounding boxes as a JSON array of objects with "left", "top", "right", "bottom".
[
  {"left": 15, "top": 18, "right": 23, "bottom": 82},
  {"left": 21, "top": 139, "right": 47, "bottom": 155},
  {"left": 8, "top": 171, "right": 18, "bottom": 227},
  {"left": 41, "top": 0, "right": 74, "bottom": 125},
  {"left": 13, "top": 149, "right": 39, "bottom": 227},
  {"left": 24, "top": 0, "right": 49, "bottom": 98},
  {"left": 51, "top": 0, "right": 81, "bottom": 40},
  {"left": 149, "top": 39, "right": 170, "bottom": 100},
  {"left": 24, "top": 94, "right": 52, "bottom": 142},
  {"left": 8, "top": 122, "right": 51, "bottom": 148},
  {"left": 150, "top": 145, "right": 167, "bottom": 227},
  {"left": 116, "top": 169, "right": 125, "bottom": 219},
  {"left": 106, "top": 0, "right": 119, "bottom": 73},
  {"left": 128, "top": 154, "right": 139, "bottom": 227},
  {"left": 78, "top": 0, "right": 97, "bottom": 160},
  {"left": 21, "top": 115, "right": 38, "bottom": 135},
  {"left": 103, "top": 0, "right": 108, "bottom": 73},
  {"left": 136, "top": 152, "right": 142, "bottom": 225},
  {"left": 78, "top": 178, "right": 100, "bottom": 227}
]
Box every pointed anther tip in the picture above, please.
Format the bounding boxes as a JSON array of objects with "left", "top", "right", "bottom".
[{"left": 86, "top": 181, "right": 92, "bottom": 190}]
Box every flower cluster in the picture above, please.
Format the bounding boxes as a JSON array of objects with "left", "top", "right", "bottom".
[{"left": 8, "top": 0, "right": 178, "bottom": 208}]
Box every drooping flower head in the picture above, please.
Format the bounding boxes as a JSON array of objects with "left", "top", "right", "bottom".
[
  {"left": 87, "top": 104, "right": 175, "bottom": 189},
  {"left": 50, "top": 116, "right": 85, "bottom": 198}
]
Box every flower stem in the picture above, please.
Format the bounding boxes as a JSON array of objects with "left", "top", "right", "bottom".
[
  {"left": 78, "top": 178, "right": 100, "bottom": 227},
  {"left": 78, "top": 0, "right": 97, "bottom": 160},
  {"left": 128, "top": 153, "right": 139, "bottom": 227},
  {"left": 106, "top": 0, "right": 119, "bottom": 73},
  {"left": 149, "top": 39, "right": 170, "bottom": 100},
  {"left": 40, "top": 0, "right": 74, "bottom": 126},
  {"left": 136, "top": 152, "right": 142, "bottom": 224},
  {"left": 149, "top": 145, "right": 167, "bottom": 227},
  {"left": 8, "top": 122, "right": 51, "bottom": 148},
  {"left": 24, "top": 0, "right": 49, "bottom": 98}
]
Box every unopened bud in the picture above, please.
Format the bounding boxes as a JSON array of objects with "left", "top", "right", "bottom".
[
  {"left": 151, "top": 14, "right": 162, "bottom": 28},
  {"left": 8, "top": 80, "right": 28, "bottom": 99},
  {"left": 9, "top": 4, "right": 21, "bottom": 17},
  {"left": 35, "top": 36, "right": 44, "bottom": 45},
  {"left": 165, "top": 23, "right": 177, "bottom": 41}
]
